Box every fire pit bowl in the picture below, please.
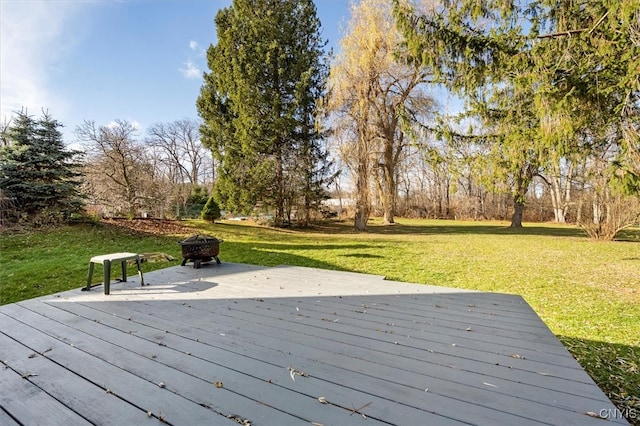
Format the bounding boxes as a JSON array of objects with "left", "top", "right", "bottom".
[{"left": 178, "top": 234, "right": 223, "bottom": 268}]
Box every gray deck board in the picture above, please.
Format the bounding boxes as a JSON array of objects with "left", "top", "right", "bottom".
[
  {"left": 38, "top": 299, "right": 536, "bottom": 425},
  {"left": 42, "top": 304, "right": 537, "bottom": 424},
  {"left": 0, "top": 332, "right": 147, "bottom": 425},
  {"left": 0, "top": 262, "right": 628, "bottom": 425},
  {"left": 182, "top": 298, "right": 595, "bottom": 383},
  {"left": 0, "top": 305, "right": 309, "bottom": 425},
  {"left": 0, "top": 405, "right": 21, "bottom": 426},
  {"left": 71, "top": 296, "right": 604, "bottom": 409},
  {"left": 0, "top": 312, "right": 245, "bottom": 425},
  {"left": 22, "top": 300, "right": 459, "bottom": 424},
  {"left": 8, "top": 301, "right": 382, "bottom": 426},
  {"left": 0, "top": 356, "right": 93, "bottom": 426},
  {"left": 107, "top": 297, "right": 614, "bottom": 405},
  {"left": 242, "top": 295, "right": 574, "bottom": 359}
]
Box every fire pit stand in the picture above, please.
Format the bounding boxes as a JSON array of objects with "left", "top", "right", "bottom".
[{"left": 178, "top": 234, "right": 223, "bottom": 268}]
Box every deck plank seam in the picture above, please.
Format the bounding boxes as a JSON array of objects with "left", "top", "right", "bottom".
[
  {"left": 2, "top": 307, "right": 275, "bottom": 424},
  {"left": 63, "top": 296, "right": 608, "bottom": 410}
]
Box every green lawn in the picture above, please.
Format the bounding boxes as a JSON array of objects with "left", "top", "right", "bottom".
[{"left": 1, "top": 218, "right": 638, "bottom": 423}]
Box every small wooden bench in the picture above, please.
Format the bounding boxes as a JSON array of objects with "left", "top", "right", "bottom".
[{"left": 83, "top": 253, "right": 145, "bottom": 295}]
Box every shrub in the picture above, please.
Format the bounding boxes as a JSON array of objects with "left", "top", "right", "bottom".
[
  {"left": 580, "top": 194, "right": 640, "bottom": 240},
  {"left": 201, "top": 196, "right": 221, "bottom": 223}
]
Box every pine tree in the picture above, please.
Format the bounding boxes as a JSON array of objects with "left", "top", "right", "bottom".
[
  {"left": 197, "top": 0, "right": 332, "bottom": 226},
  {"left": 0, "top": 110, "right": 85, "bottom": 224},
  {"left": 201, "top": 195, "right": 221, "bottom": 223},
  {"left": 394, "top": 0, "right": 640, "bottom": 228}
]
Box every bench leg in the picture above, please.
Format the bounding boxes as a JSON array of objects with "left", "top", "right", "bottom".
[
  {"left": 85, "top": 262, "right": 95, "bottom": 291},
  {"left": 103, "top": 260, "right": 111, "bottom": 295},
  {"left": 120, "top": 260, "right": 128, "bottom": 282},
  {"left": 136, "top": 257, "right": 145, "bottom": 286}
]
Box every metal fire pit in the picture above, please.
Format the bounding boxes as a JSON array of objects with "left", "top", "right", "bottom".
[{"left": 178, "top": 234, "right": 223, "bottom": 268}]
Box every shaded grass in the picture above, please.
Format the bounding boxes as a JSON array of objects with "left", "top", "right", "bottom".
[{"left": 1, "top": 218, "right": 638, "bottom": 422}]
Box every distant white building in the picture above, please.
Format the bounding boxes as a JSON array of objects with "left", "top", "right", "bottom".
[{"left": 323, "top": 198, "right": 355, "bottom": 207}]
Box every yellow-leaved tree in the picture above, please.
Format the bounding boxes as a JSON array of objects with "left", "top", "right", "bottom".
[{"left": 326, "top": 0, "right": 436, "bottom": 230}]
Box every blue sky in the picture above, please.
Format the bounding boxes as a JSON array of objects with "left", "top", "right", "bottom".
[{"left": 1, "top": 0, "right": 351, "bottom": 143}]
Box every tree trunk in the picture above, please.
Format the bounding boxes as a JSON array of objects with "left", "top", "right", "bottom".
[
  {"left": 382, "top": 202, "right": 395, "bottom": 224},
  {"left": 354, "top": 210, "right": 368, "bottom": 231},
  {"left": 444, "top": 175, "right": 451, "bottom": 217},
  {"left": 380, "top": 131, "right": 397, "bottom": 225},
  {"left": 274, "top": 152, "right": 285, "bottom": 227},
  {"left": 354, "top": 151, "right": 370, "bottom": 231},
  {"left": 510, "top": 197, "right": 525, "bottom": 228},
  {"left": 550, "top": 175, "right": 565, "bottom": 223},
  {"left": 510, "top": 162, "right": 535, "bottom": 227},
  {"left": 548, "top": 160, "right": 574, "bottom": 223},
  {"left": 382, "top": 168, "right": 395, "bottom": 224},
  {"left": 593, "top": 199, "right": 601, "bottom": 225}
]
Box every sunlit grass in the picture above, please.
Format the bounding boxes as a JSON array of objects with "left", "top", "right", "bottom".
[
  {"left": 1, "top": 218, "right": 638, "bottom": 422},
  {"left": 0, "top": 223, "right": 185, "bottom": 304}
]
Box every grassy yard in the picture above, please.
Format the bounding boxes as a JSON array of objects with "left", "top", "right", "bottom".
[{"left": 1, "top": 218, "right": 638, "bottom": 422}]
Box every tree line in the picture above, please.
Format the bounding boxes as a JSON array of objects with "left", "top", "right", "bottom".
[
  {"left": 322, "top": 0, "right": 639, "bottom": 236},
  {"left": 1, "top": 112, "right": 214, "bottom": 224},
  {"left": 1, "top": 0, "right": 638, "bottom": 239}
]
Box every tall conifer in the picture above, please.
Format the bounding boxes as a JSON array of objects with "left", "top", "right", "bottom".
[
  {"left": 197, "top": 0, "right": 332, "bottom": 226},
  {"left": 0, "top": 110, "right": 84, "bottom": 224}
]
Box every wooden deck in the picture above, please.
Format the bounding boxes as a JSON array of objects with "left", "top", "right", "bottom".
[{"left": 0, "top": 262, "right": 627, "bottom": 425}]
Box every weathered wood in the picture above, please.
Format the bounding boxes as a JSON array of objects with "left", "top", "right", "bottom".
[
  {"left": 0, "top": 332, "right": 147, "bottom": 425},
  {"left": 0, "top": 311, "right": 261, "bottom": 425},
  {"left": 94, "top": 296, "right": 616, "bottom": 421},
  {"left": 0, "top": 305, "right": 310, "bottom": 425},
  {"left": 55, "top": 299, "right": 607, "bottom": 426},
  {"left": 0, "top": 354, "right": 92, "bottom": 426},
  {"left": 181, "top": 298, "right": 595, "bottom": 383},
  {"left": 0, "top": 406, "right": 21, "bottom": 426},
  {"left": 37, "top": 300, "right": 470, "bottom": 425},
  {"left": 47, "top": 296, "right": 619, "bottom": 425},
  {"left": 0, "top": 263, "right": 628, "bottom": 425},
  {"left": 7, "top": 301, "right": 388, "bottom": 426}
]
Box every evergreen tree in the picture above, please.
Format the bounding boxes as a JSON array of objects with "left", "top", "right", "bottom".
[
  {"left": 197, "top": 0, "right": 332, "bottom": 226},
  {"left": 201, "top": 195, "right": 221, "bottom": 223},
  {"left": 394, "top": 0, "right": 640, "bottom": 228},
  {"left": 0, "top": 110, "right": 84, "bottom": 224}
]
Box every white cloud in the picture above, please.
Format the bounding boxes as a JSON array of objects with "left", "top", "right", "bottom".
[
  {"left": 106, "top": 119, "right": 141, "bottom": 131},
  {"left": 180, "top": 60, "right": 201, "bottom": 79},
  {"left": 189, "top": 40, "right": 199, "bottom": 51},
  {"left": 0, "top": 1, "right": 84, "bottom": 122}
]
